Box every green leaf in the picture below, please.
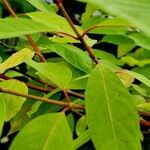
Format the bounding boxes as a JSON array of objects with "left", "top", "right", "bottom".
[
  {"left": 27, "top": 11, "right": 96, "bottom": 46},
  {"left": 101, "top": 35, "right": 135, "bottom": 57},
  {"left": 0, "top": 98, "right": 6, "bottom": 136},
  {"left": 133, "top": 65, "right": 150, "bottom": 79},
  {"left": 0, "top": 18, "right": 52, "bottom": 39},
  {"left": 124, "top": 70, "right": 150, "bottom": 88},
  {"left": 0, "top": 48, "right": 34, "bottom": 73},
  {"left": 73, "top": 130, "right": 90, "bottom": 150},
  {"left": 26, "top": 0, "right": 57, "bottom": 12},
  {"left": 136, "top": 103, "right": 150, "bottom": 112},
  {"left": 76, "top": 116, "right": 87, "bottom": 136},
  {"left": 93, "top": 49, "right": 124, "bottom": 65},
  {"left": 83, "top": 17, "right": 131, "bottom": 35},
  {"left": 0, "top": 79, "right": 28, "bottom": 121},
  {"left": 127, "top": 32, "right": 150, "bottom": 50},
  {"left": 116, "top": 71, "right": 134, "bottom": 87},
  {"left": 39, "top": 38, "right": 93, "bottom": 73},
  {"left": 85, "top": 0, "right": 150, "bottom": 35},
  {"left": 25, "top": 58, "right": 72, "bottom": 89},
  {"left": 85, "top": 64, "right": 141, "bottom": 150},
  {"left": 10, "top": 113, "right": 73, "bottom": 150}
]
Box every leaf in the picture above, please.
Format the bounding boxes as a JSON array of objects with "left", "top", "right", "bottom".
[
  {"left": 136, "top": 103, "right": 150, "bottom": 112},
  {"left": 85, "top": 64, "right": 141, "bottom": 150},
  {"left": 0, "top": 48, "right": 34, "bottom": 73},
  {"left": 26, "top": 0, "right": 57, "bottom": 12},
  {"left": 124, "top": 70, "right": 150, "bottom": 88},
  {"left": 0, "top": 18, "right": 52, "bottom": 39},
  {"left": 27, "top": 11, "right": 96, "bottom": 46},
  {"left": 76, "top": 116, "right": 87, "bottom": 136},
  {"left": 73, "top": 130, "right": 90, "bottom": 150},
  {"left": 85, "top": 0, "right": 150, "bottom": 35},
  {"left": 39, "top": 38, "right": 93, "bottom": 73},
  {"left": 83, "top": 17, "right": 131, "bottom": 35},
  {"left": 133, "top": 65, "right": 150, "bottom": 79},
  {"left": 127, "top": 32, "right": 150, "bottom": 50},
  {"left": 0, "top": 79, "right": 28, "bottom": 121},
  {"left": 101, "top": 35, "right": 135, "bottom": 57},
  {"left": 93, "top": 49, "right": 124, "bottom": 65},
  {"left": 0, "top": 98, "right": 6, "bottom": 137},
  {"left": 116, "top": 71, "right": 134, "bottom": 87},
  {"left": 10, "top": 113, "right": 73, "bottom": 150},
  {"left": 25, "top": 58, "right": 72, "bottom": 89}
]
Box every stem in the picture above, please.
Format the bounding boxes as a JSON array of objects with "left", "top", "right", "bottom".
[
  {"left": 0, "top": 87, "right": 84, "bottom": 110},
  {"left": 10, "top": 69, "right": 85, "bottom": 99},
  {"left": 0, "top": 74, "right": 51, "bottom": 93},
  {"left": 140, "top": 119, "right": 150, "bottom": 127},
  {"left": 81, "top": 25, "right": 135, "bottom": 38},
  {"left": 54, "top": 32, "right": 78, "bottom": 40},
  {"left": 56, "top": 2, "right": 99, "bottom": 64},
  {"left": 2, "top": 0, "right": 46, "bottom": 62},
  {"left": 63, "top": 89, "right": 71, "bottom": 103}
]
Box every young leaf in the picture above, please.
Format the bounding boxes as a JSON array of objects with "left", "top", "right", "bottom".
[
  {"left": 25, "top": 58, "right": 72, "bottom": 89},
  {"left": 0, "top": 48, "right": 34, "bottom": 73},
  {"left": 0, "top": 99, "right": 6, "bottom": 137},
  {"left": 0, "top": 79, "right": 28, "bottom": 121},
  {"left": 85, "top": 64, "right": 141, "bottom": 150},
  {"left": 10, "top": 113, "right": 73, "bottom": 150}
]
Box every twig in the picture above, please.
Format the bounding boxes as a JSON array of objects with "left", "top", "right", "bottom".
[
  {"left": 140, "top": 119, "right": 150, "bottom": 127},
  {"left": 0, "top": 87, "right": 84, "bottom": 110},
  {"left": 2, "top": 0, "right": 46, "bottom": 62},
  {"left": 55, "top": 1, "right": 99, "bottom": 64}
]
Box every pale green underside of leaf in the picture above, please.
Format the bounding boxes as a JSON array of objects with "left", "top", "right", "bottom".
[
  {"left": 0, "top": 99, "right": 6, "bottom": 137},
  {"left": 39, "top": 38, "right": 93, "bottom": 73},
  {"left": 85, "top": 0, "right": 150, "bottom": 35},
  {"left": 24, "top": 58, "right": 72, "bottom": 89},
  {"left": 10, "top": 113, "right": 73, "bottom": 150},
  {"left": 0, "top": 79, "right": 28, "bottom": 121},
  {"left": 0, "top": 48, "right": 34, "bottom": 74},
  {"left": 85, "top": 64, "right": 141, "bottom": 150}
]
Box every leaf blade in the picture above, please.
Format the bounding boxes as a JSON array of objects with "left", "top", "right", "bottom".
[{"left": 85, "top": 64, "right": 141, "bottom": 150}]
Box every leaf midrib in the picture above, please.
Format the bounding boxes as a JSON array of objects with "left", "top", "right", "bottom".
[{"left": 99, "top": 67, "right": 118, "bottom": 148}]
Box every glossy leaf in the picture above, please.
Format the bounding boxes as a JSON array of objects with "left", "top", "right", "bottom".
[
  {"left": 85, "top": 64, "right": 141, "bottom": 150},
  {"left": 0, "top": 48, "right": 34, "bottom": 73},
  {"left": 25, "top": 58, "right": 72, "bottom": 89},
  {"left": 10, "top": 113, "right": 73, "bottom": 150},
  {"left": 85, "top": 0, "right": 150, "bottom": 35},
  {"left": 0, "top": 79, "right": 28, "bottom": 121}
]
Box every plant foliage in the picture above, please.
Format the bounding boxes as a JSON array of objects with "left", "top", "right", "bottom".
[{"left": 0, "top": 0, "right": 150, "bottom": 149}]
